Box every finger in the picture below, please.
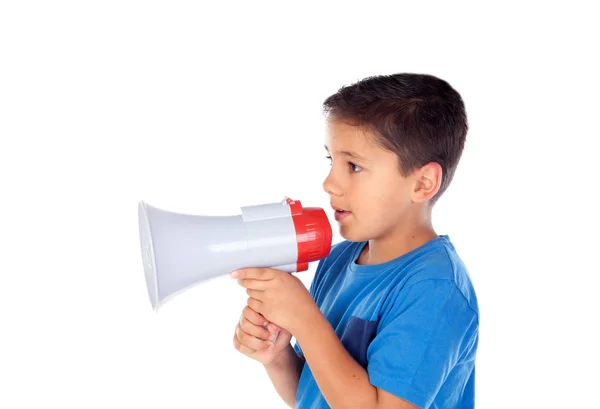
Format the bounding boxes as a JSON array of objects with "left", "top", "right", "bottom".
[
  {"left": 246, "top": 288, "right": 263, "bottom": 300},
  {"left": 243, "top": 307, "right": 279, "bottom": 335},
  {"left": 239, "top": 316, "right": 276, "bottom": 341},
  {"left": 242, "top": 305, "right": 268, "bottom": 327},
  {"left": 235, "top": 325, "right": 273, "bottom": 351},
  {"left": 233, "top": 333, "right": 258, "bottom": 355},
  {"left": 267, "top": 322, "right": 280, "bottom": 332},
  {"left": 247, "top": 296, "right": 262, "bottom": 313},
  {"left": 237, "top": 278, "right": 269, "bottom": 290},
  {"left": 230, "top": 268, "right": 275, "bottom": 280}
]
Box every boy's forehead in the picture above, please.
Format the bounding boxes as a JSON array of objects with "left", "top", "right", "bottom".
[{"left": 324, "top": 119, "right": 380, "bottom": 155}]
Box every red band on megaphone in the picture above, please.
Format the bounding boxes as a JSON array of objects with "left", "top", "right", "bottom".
[{"left": 286, "top": 198, "right": 333, "bottom": 272}]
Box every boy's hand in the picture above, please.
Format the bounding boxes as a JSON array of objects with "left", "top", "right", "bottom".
[
  {"left": 233, "top": 305, "right": 292, "bottom": 365},
  {"left": 231, "top": 267, "right": 317, "bottom": 334}
]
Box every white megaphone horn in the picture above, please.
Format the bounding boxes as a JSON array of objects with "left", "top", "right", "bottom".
[{"left": 138, "top": 196, "right": 333, "bottom": 311}]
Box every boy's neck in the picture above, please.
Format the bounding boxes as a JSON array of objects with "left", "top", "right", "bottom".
[{"left": 357, "top": 206, "right": 438, "bottom": 266}]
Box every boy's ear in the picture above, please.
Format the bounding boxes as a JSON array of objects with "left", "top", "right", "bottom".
[{"left": 411, "top": 162, "right": 442, "bottom": 203}]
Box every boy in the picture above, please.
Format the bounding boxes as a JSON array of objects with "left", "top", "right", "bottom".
[{"left": 231, "top": 73, "right": 479, "bottom": 409}]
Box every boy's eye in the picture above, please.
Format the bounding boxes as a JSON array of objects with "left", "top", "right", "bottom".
[
  {"left": 325, "top": 155, "right": 362, "bottom": 173},
  {"left": 349, "top": 162, "right": 362, "bottom": 172}
]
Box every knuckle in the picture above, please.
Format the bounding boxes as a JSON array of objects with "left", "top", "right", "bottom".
[
  {"left": 247, "top": 306, "right": 259, "bottom": 318},
  {"left": 244, "top": 305, "right": 255, "bottom": 318},
  {"left": 237, "top": 327, "right": 251, "bottom": 344},
  {"left": 257, "top": 326, "right": 267, "bottom": 338},
  {"left": 239, "top": 335, "right": 248, "bottom": 348},
  {"left": 238, "top": 329, "right": 248, "bottom": 342},
  {"left": 240, "top": 319, "right": 251, "bottom": 332},
  {"left": 241, "top": 331, "right": 254, "bottom": 346}
]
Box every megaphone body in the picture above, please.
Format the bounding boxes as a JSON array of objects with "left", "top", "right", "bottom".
[{"left": 138, "top": 197, "right": 332, "bottom": 311}]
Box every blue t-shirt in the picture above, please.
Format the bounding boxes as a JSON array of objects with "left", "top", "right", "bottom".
[{"left": 292, "top": 235, "right": 479, "bottom": 409}]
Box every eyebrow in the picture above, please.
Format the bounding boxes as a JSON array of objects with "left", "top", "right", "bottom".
[{"left": 324, "top": 145, "right": 369, "bottom": 161}]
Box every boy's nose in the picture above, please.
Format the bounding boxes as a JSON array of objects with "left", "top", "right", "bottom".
[{"left": 322, "top": 174, "right": 342, "bottom": 197}]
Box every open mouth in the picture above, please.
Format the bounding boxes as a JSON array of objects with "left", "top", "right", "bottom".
[{"left": 332, "top": 206, "right": 351, "bottom": 220}]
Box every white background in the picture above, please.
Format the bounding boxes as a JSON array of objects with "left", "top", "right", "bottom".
[{"left": 1, "top": 1, "right": 598, "bottom": 408}]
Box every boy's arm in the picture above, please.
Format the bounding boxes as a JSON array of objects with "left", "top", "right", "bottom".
[
  {"left": 293, "top": 307, "right": 418, "bottom": 409},
  {"left": 263, "top": 343, "right": 305, "bottom": 408}
]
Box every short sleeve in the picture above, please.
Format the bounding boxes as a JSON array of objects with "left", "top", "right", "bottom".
[
  {"left": 366, "top": 279, "right": 478, "bottom": 409},
  {"left": 292, "top": 338, "right": 304, "bottom": 359}
]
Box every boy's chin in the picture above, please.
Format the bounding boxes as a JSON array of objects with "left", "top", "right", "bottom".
[{"left": 339, "top": 226, "right": 369, "bottom": 243}]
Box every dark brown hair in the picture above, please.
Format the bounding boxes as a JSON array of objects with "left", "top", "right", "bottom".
[{"left": 322, "top": 73, "right": 468, "bottom": 205}]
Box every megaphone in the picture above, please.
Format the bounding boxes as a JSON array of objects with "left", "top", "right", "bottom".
[{"left": 138, "top": 196, "right": 333, "bottom": 311}]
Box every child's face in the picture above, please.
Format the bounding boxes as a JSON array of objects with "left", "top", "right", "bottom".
[{"left": 323, "top": 118, "right": 416, "bottom": 242}]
